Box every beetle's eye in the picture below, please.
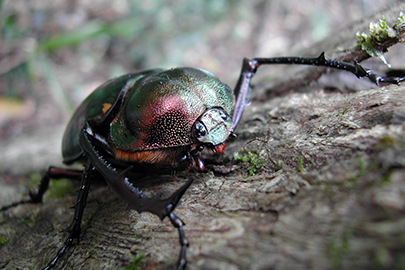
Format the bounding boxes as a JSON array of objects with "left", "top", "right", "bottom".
[{"left": 193, "top": 121, "right": 208, "bottom": 139}]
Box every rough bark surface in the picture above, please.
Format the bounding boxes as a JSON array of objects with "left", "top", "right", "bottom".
[{"left": 1, "top": 4, "right": 405, "bottom": 270}]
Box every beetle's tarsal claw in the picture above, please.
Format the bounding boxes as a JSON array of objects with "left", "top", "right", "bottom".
[{"left": 28, "top": 191, "right": 42, "bottom": 204}]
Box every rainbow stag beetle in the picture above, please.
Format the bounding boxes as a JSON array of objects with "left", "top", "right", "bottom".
[{"left": 2, "top": 52, "right": 404, "bottom": 270}]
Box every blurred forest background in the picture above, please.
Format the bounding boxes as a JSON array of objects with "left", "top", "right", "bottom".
[{"left": 0, "top": 0, "right": 399, "bottom": 141}]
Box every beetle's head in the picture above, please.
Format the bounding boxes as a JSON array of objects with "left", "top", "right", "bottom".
[{"left": 192, "top": 108, "right": 233, "bottom": 148}]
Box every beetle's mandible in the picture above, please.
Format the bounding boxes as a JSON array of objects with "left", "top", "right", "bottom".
[{"left": 1, "top": 52, "right": 404, "bottom": 270}]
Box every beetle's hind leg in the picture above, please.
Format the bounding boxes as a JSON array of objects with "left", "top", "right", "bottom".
[{"left": 0, "top": 167, "right": 82, "bottom": 211}]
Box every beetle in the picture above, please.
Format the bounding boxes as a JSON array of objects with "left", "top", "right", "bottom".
[{"left": 1, "top": 52, "right": 404, "bottom": 270}]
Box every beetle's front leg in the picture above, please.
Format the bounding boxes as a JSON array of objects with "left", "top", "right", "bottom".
[
  {"left": 231, "top": 53, "right": 405, "bottom": 130},
  {"left": 43, "top": 161, "right": 93, "bottom": 270},
  {"left": 80, "top": 122, "right": 193, "bottom": 269}
]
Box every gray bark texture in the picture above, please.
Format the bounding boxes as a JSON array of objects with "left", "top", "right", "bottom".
[{"left": 1, "top": 4, "right": 405, "bottom": 270}]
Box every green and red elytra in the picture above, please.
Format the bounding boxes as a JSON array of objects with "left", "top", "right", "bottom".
[
  {"left": 62, "top": 68, "right": 233, "bottom": 172},
  {"left": 1, "top": 52, "right": 404, "bottom": 270}
]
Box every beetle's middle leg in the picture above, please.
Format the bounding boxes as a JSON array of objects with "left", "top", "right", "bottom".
[
  {"left": 30, "top": 167, "right": 83, "bottom": 203},
  {"left": 43, "top": 161, "right": 93, "bottom": 270}
]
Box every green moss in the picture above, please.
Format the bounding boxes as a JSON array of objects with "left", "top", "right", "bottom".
[
  {"left": 28, "top": 172, "right": 42, "bottom": 189},
  {"left": 46, "top": 178, "right": 77, "bottom": 199},
  {"left": 356, "top": 14, "right": 404, "bottom": 67},
  {"left": 0, "top": 234, "right": 10, "bottom": 249},
  {"left": 337, "top": 108, "right": 349, "bottom": 117},
  {"left": 356, "top": 156, "right": 366, "bottom": 176},
  {"left": 123, "top": 254, "right": 145, "bottom": 270},
  {"left": 20, "top": 214, "right": 37, "bottom": 228},
  {"left": 27, "top": 172, "right": 77, "bottom": 200},
  {"left": 234, "top": 150, "right": 264, "bottom": 177},
  {"left": 297, "top": 157, "right": 304, "bottom": 173},
  {"left": 347, "top": 156, "right": 365, "bottom": 186},
  {"left": 398, "top": 12, "right": 405, "bottom": 23}
]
